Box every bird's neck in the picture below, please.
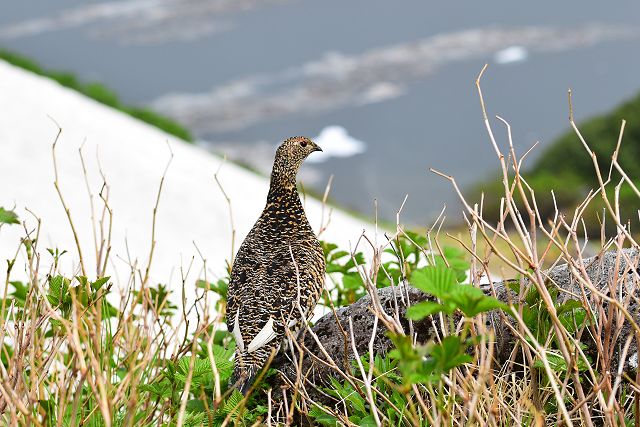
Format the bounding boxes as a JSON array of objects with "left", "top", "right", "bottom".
[
  {"left": 263, "top": 164, "right": 310, "bottom": 233},
  {"left": 268, "top": 169, "right": 297, "bottom": 192},
  {"left": 266, "top": 173, "right": 301, "bottom": 207},
  {"left": 264, "top": 169, "right": 309, "bottom": 233}
]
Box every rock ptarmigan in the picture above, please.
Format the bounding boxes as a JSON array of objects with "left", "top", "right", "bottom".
[{"left": 227, "top": 136, "right": 325, "bottom": 394}]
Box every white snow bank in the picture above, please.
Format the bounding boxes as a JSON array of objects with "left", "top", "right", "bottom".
[
  {"left": 0, "top": 61, "right": 373, "bottom": 298},
  {"left": 307, "top": 126, "right": 366, "bottom": 163}
]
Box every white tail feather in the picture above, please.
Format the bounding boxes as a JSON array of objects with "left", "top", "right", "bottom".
[
  {"left": 233, "top": 311, "right": 245, "bottom": 352},
  {"left": 247, "top": 317, "right": 277, "bottom": 353}
]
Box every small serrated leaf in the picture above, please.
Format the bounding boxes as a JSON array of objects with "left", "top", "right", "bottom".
[
  {"left": 342, "top": 273, "right": 363, "bottom": 290},
  {"left": 91, "top": 276, "right": 110, "bottom": 291},
  {"left": 47, "top": 275, "right": 69, "bottom": 306},
  {"left": 358, "top": 415, "right": 378, "bottom": 427},
  {"left": 409, "top": 266, "right": 457, "bottom": 297},
  {"left": 532, "top": 351, "right": 590, "bottom": 372},
  {"left": 220, "top": 389, "right": 244, "bottom": 417},
  {"left": 0, "top": 207, "right": 19, "bottom": 225},
  {"left": 556, "top": 299, "right": 583, "bottom": 316},
  {"left": 405, "top": 301, "right": 444, "bottom": 320},
  {"left": 449, "top": 285, "right": 508, "bottom": 317},
  {"left": 309, "top": 405, "right": 339, "bottom": 427}
]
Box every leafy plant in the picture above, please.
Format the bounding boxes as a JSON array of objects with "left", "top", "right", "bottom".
[
  {"left": 321, "top": 241, "right": 367, "bottom": 307},
  {"left": 507, "top": 279, "right": 592, "bottom": 376},
  {"left": 196, "top": 277, "right": 229, "bottom": 313},
  {"left": 133, "top": 283, "right": 178, "bottom": 318},
  {"left": 0, "top": 207, "right": 19, "bottom": 225},
  {"left": 311, "top": 353, "right": 406, "bottom": 426}
]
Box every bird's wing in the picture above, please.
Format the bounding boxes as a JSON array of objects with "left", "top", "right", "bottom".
[
  {"left": 226, "top": 239, "right": 259, "bottom": 340},
  {"left": 232, "top": 243, "right": 325, "bottom": 354}
]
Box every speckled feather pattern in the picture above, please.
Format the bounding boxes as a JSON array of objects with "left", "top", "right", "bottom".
[{"left": 226, "top": 136, "right": 325, "bottom": 393}]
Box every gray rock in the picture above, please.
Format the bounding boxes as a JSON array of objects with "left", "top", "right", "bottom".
[
  {"left": 274, "top": 284, "right": 438, "bottom": 387},
  {"left": 274, "top": 247, "right": 640, "bottom": 398},
  {"left": 488, "top": 247, "right": 640, "bottom": 373}
]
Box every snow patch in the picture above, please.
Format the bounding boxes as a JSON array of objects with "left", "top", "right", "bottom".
[
  {"left": 0, "top": 60, "right": 372, "bottom": 305},
  {"left": 307, "top": 126, "right": 366, "bottom": 163}
]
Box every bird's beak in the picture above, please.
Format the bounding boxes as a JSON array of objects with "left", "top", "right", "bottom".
[{"left": 312, "top": 143, "right": 323, "bottom": 153}]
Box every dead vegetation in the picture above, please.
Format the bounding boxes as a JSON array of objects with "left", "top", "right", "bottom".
[{"left": 1, "top": 66, "right": 640, "bottom": 426}]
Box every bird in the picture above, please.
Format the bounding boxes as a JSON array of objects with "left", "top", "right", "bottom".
[{"left": 226, "top": 136, "right": 326, "bottom": 395}]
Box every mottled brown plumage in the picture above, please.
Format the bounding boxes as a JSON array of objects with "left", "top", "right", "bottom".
[{"left": 227, "top": 136, "right": 325, "bottom": 394}]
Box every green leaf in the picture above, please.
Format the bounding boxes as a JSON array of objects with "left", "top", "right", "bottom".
[
  {"left": 409, "top": 266, "right": 457, "bottom": 297},
  {"left": 175, "top": 356, "right": 213, "bottom": 388},
  {"left": 343, "top": 253, "right": 366, "bottom": 271},
  {"left": 211, "top": 345, "right": 235, "bottom": 380},
  {"left": 182, "top": 412, "right": 205, "bottom": 427},
  {"left": 140, "top": 378, "right": 173, "bottom": 398},
  {"left": 558, "top": 303, "right": 588, "bottom": 335},
  {"left": 427, "top": 336, "right": 473, "bottom": 373},
  {"left": 449, "top": 285, "right": 508, "bottom": 317},
  {"left": 186, "top": 399, "right": 206, "bottom": 413},
  {"left": 442, "top": 246, "right": 464, "bottom": 259},
  {"left": 322, "top": 240, "right": 365, "bottom": 275},
  {"left": 309, "top": 405, "right": 340, "bottom": 427},
  {"left": 533, "top": 352, "right": 566, "bottom": 371},
  {"left": 405, "top": 301, "right": 445, "bottom": 320},
  {"left": 321, "top": 241, "right": 338, "bottom": 256},
  {"left": 196, "top": 278, "right": 228, "bottom": 298},
  {"left": 327, "top": 377, "right": 363, "bottom": 412},
  {"left": 556, "top": 299, "right": 583, "bottom": 316},
  {"left": 219, "top": 389, "right": 245, "bottom": 419},
  {"left": 505, "top": 279, "right": 521, "bottom": 294},
  {"left": 101, "top": 301, "right": 119, "bottom": 319},
  {"left": 532, "top": 350, "right": 589, "bottom": 373},
  {"left": 388, "top": 333, "right": 433, "bottom": 385},
  {"left": 49, "top": 319, "right": 64, "bottom": 333},
  {"left": 345, "top": 388, "right": 366, "bottom": 414},
  {"left": 524, "top": 285, "right": 542, "bottom": 306},
  {"left": 47, "top": 275, "right": 70, "bottom": 307},
  {"left": 9, "top": 281, "right": 27, "bottom": 306},
  {"left": 0, "top": 207, "right": 19, "bottom": 225},
  {"left": 404, "top": 230, "right": 428, "bottom": 248},
  {"left": 359, "top": 415, "right": 378, "bottom": 427},
  {"left": 134, "top": 284, "right": 177, "bottom": 317},
  {"left": 213, "top": 329, "right": 231, "bottom": 345},
  {"left": 342, "top": 273, "right": 363, "bottom": 290},
  {"left": 410, "top": 266, "right": 506, "bottom": 318},
  {"left": 91, "top": 277, "right": 110, "bottom": 291},
  {"left": 328, "top": 250, "right": 349, "bottom": 263},
  {"left": 175, "top": 347, "right": 234, "bottom": 389},
  {"left": 441, "top": 247, "right": 470, "bottom": 278}
]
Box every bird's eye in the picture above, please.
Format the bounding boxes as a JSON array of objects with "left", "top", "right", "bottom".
[{"left": 300, "top": 140, "right": 308, "bottom": 147}]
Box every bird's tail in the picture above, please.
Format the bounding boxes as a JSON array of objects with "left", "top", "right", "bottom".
[
  {"left": 230, "top": 365, "right": 256, "bottom": 396},
  {"left": 231, "top": 350, "right": 269, "bottom": 396}
]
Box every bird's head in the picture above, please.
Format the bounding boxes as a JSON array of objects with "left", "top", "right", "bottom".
[{"left": 271, "top": 136, "right": 322, "bottom": 188}]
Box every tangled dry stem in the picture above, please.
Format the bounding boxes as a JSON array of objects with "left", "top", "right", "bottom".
[{"left": 2, "top": 66, "right": 640, "bottom": 425}]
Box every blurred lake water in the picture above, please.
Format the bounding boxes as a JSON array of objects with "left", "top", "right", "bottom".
[{"left": 2, "top": 0, "right": 639, "bottom": 225}]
